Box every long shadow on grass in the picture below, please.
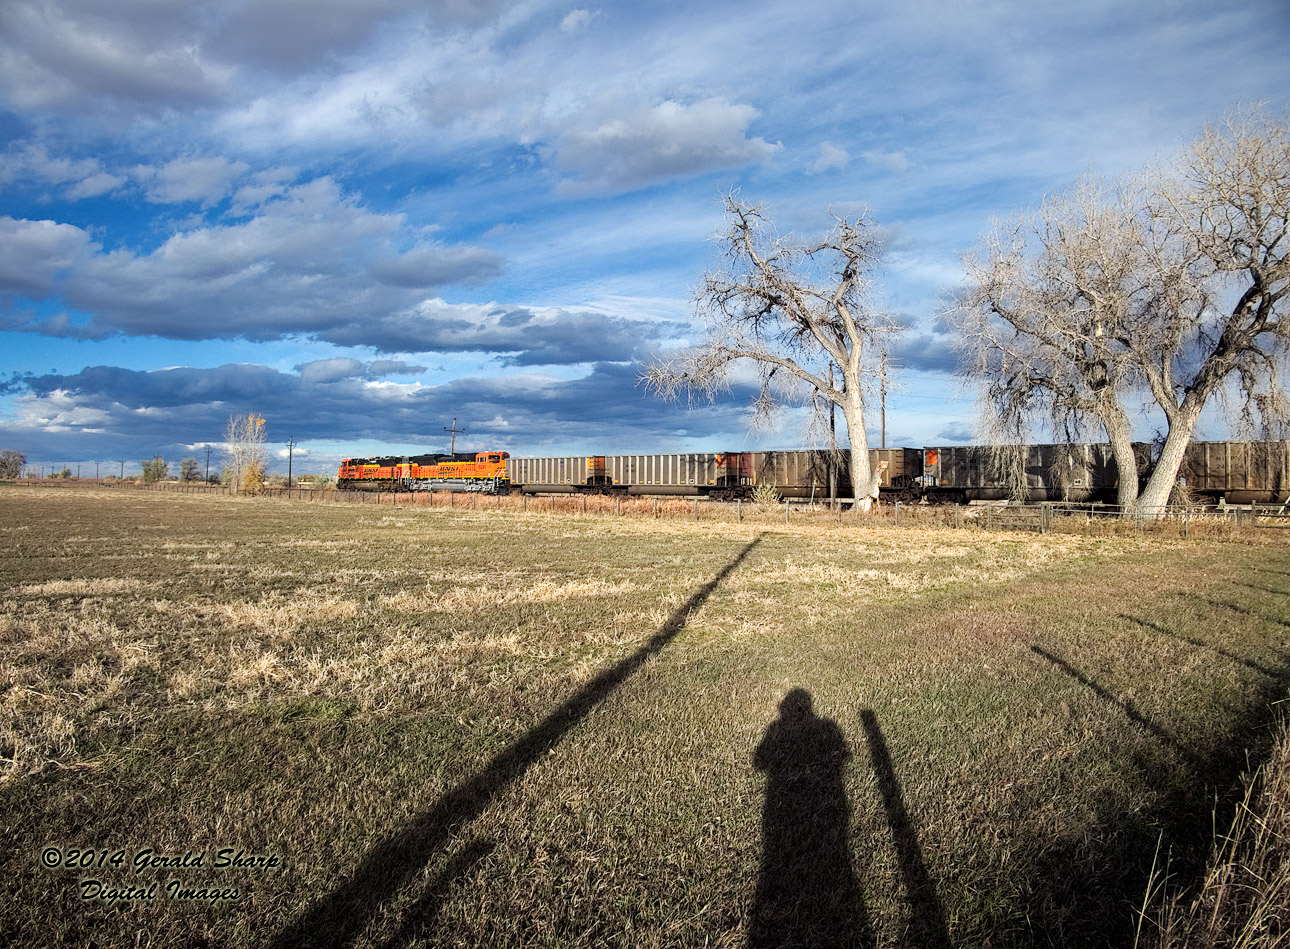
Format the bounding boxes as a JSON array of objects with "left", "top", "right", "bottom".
[
  {"left": 270, "top": 535, "right": 764, "bottom": 949},
  {"left": 859, "top": 709, "right": 951, "bottom": 949},
  {"left": 1120, "top": 614, "right": 1283, "bottom": 678},
  {"left": 1234, "top": 580, "right": 1290, "bottom": 598},
  {"left": 1192, "top": 596, "right": 1290, "bottom": 627},
  {"left": 1028, "top": 646, "right": 1201, "bottom": 770},
  {"left": 749, "top": 689, "right": 872, "bottom": 948}
]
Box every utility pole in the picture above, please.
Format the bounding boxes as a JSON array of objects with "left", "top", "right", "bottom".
[
  {"left": 879, "top": 350, "right": 887, "bottom": 451},
  {"left": 205, "top": 446, "right": 212, "bottom": 483},
  {"left": 76, "top": 463, "right": 81, "bottom": 479},
  {"left": 95, "top": 461, "right": 100, "bottom": 479},
  {"left": 444, "top": 418, "right": 466, "bottom": 455},
  {"left": 118, "top": 460, "right": 124, "bottom": 479},
  {"left": 828, "top": 363, "right": 837, "bottom": 503},
  {"left": 285, "top": 437, "right": 297, "bottom": 487}
]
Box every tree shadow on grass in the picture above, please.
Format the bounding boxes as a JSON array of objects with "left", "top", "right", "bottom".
[
  {"left": 1190, "top": 595, "right": 1290, "bottom": 627},
  {"left": 1029, "top": 645, "right": 1201, "bottom": 770},
  {"left": 1120, "top": 613, "right": 1283, "bottom": 678},
  {"left": 1234, "top": 580, "right": 1290, "bottom": 598},
  {"left": 270, "top": 535, "right": 764, "bottom": 949},
  {"left": 1024, "top": 634, "right": 1290, "bottom": 944}
]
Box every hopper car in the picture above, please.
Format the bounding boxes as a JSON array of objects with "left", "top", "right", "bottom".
[{"left": 338, "top": 440, "right": 1290, "bottom": 506}]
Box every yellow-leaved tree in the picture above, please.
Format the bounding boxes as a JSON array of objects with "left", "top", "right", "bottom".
[{"left": 225, "top": 412, "right": 267, "bottom": 495}]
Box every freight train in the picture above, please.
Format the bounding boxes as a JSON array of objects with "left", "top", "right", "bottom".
[{"left": 338, "top": 440, "right": 1290, "bottom": 506}]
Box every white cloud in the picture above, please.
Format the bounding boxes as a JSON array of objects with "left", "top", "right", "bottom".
[
  {"left": 0, "top": 144, "right": 127, "bottom": 199},
  {"left": 64, "top": 172, "right": 127, "bottom": 200},
  {"left": 861, "top": 150, "right": 909, "bottom": 174},
  {"left": 0, "top": 177, "right": 503, "bottom": 340},
  {"left": 552, "top": 97, "right": 781, "bottom": 196},
  {"left": 136, "top": 156, "right": 252, "bottom": 205},
  {"left": 0, "top": 0, "right": 229, "bottom": 112},
  {"left": 0, "top": 216, "right": 95, "bottom": 295},
  {"left": 811, "top": 141, "right": 849, "bottom": 173},
  {"left": 560, "top": 9, "right": 595, "bottom": 33}
]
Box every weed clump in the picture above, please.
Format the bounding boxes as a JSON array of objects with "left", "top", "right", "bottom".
[{"left": 1139, "top": 716, "right": 1290, "bottom": 949}]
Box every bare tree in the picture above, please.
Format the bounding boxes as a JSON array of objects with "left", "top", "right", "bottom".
[
  {"left": 644, "top": 196, "right": 896, "bottom": 511},
  {"left": 956, "top": 110, "right": 1289, "bottom": 513},
  {"left": 225, "top": 412, "right": 268, "bottom": 495}
]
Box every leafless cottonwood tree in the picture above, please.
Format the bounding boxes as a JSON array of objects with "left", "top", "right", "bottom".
[
  {"left": 956, "top": 111, "right": 1289, "bottom": 513},
  {"left": 644, "top": 197, "right": 896, "bottom": 511}
]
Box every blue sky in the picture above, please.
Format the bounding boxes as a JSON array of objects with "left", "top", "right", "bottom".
[{"left": 1, "top": 0, "right": 1288, "bottom": 476}]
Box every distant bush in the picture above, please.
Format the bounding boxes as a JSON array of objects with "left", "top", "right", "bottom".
[
  {"left": 240, "top": 460, "right": 265, "bottom": 496},
  {"left": 0, "top": 449, "right": 25, "bottom": 479},
  {"left": 141, "top": 456, "right": 168, "bottom": 483}
]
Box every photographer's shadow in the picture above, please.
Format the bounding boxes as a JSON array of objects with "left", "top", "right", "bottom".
[{"left": 748, "top": 689, "right": 874, "bottom": 949}]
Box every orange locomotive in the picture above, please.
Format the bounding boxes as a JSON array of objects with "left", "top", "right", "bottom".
[{"left": 337, "top": 451, "right": 509, "bottom": 492}]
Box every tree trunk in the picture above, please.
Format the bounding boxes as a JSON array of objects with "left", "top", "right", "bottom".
[
  {"left": 842, "top": 393, "right": 878, "bottom": 513},
  {"left": 1135, "top": 402, "right": 1204, "bottom": 514},
  {"left": 1102, "top": 410, "right": 1141, "bottom": 512}
]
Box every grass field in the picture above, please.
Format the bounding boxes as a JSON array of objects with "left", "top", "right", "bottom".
[{"left": 2, "top": 487, "right": 1288, "bottom": 948}]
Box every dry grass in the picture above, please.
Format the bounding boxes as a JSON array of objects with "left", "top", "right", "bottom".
[
  {"left": 2, "top": 486, "right": 1289, "bottom": 948},
  {"left": 1139, "top": 716, "right": 1290, "bottom": 948}
]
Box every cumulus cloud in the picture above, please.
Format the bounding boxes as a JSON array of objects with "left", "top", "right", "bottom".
[
  {"left": 0, "top": 0, "right": 506, "bottom": 116},
  {"left": 936, "top": 423, "right": 974, "bottom": 443},
  {"left": 65, "top": 172, "right": 127, "bottom": 199},
  {"left": 0, "top": 144, "right": 127, "bottom": 199},
  {"left": 861, "top": 149, "right": 910, "bottom": 173},
  {"left": 886, "top": 331, "right": 960, "bottom": 374},
  {"left": 0, "top": 216, "right": 95, "bottom": 296},
  {"left": 203, "top": 0, "right": 427, "bottom": 75},
  {"left": 319, "top": 299, "right": 678, "bottom": 365},
  {"left": 136, "top": 156, "right": 251, "bottom": 205},
  {"left": 4, "top": 359, "right": 747, "bottom": 465},
  {"left": 0, "top": 0, "right": 229, "bottom": 112},
  {"left": 0, "top": 168, "right": 675, "bottom": 365},
  {"left": 0, "top": 176, "right": 505, "bottom": 344},
  {"left": 370, "top": 243, "right": 504, "bottom": 288},
  {"left": 810, "top": 141, "right": 849, "bottom": 173},
  {"left": 551, "top": 98, "right": 781, "bottom": 196},
  {"left": 294, "top": 357, "right": 427, "bottom": 383}
]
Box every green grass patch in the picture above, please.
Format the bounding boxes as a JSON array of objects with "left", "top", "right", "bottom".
[{"left": 1, "top": 487, "right": 1288, "bottom": 947}]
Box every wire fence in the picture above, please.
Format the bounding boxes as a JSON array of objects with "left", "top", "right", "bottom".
[{"left": 9, "top": 478, "right": 1288, "bottom": 537}]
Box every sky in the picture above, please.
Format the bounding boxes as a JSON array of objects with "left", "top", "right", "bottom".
[{"left": 1, "top": 0, "right": 1288, "bottom": 477}]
